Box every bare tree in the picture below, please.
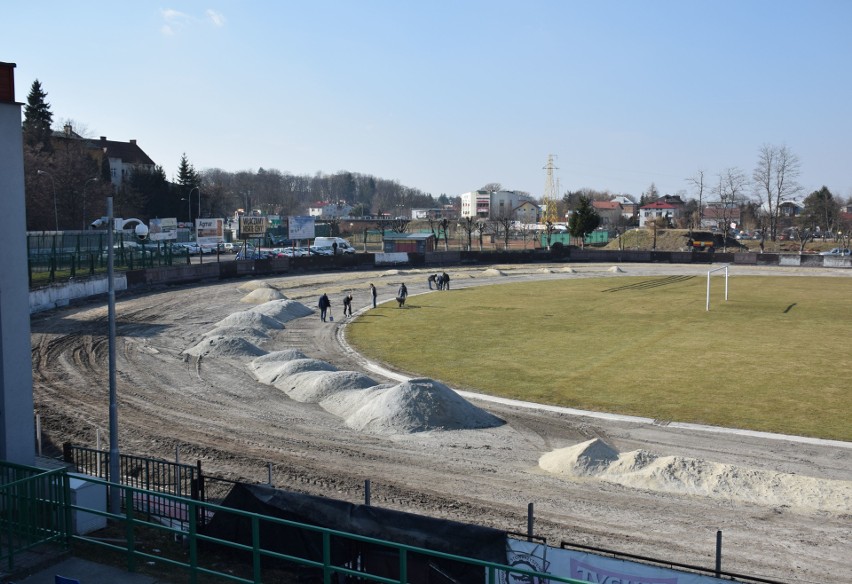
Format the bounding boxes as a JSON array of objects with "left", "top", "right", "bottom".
[
  {"left": 457, "top": 217, "right": 477, "bottom": 251},
  {"left": 493, "top": 211, "right": 515, "bottom": 250},
  {"left": 753, "top": 144, "right": 802, "bottom": 241},
  {"left": 714, "top": 167, "right": 749, "bottom": 252}
]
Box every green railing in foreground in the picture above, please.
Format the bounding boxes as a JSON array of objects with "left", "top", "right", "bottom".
[
  {"left": 0, "top": 463, "right": 71, "bottom": 573},
  {"left": 0, "top": 464, "right": 584, "bottom": 584}
]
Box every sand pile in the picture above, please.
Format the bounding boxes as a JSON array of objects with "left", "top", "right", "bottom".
[
  {"left": 608, "top": 266, "right": 625, "bottom": 273},
  {"left": 215, "top": 311, "right": 284, "bottom": 331},
  {"left": 249, "top": 299, "right": 314, "bottom": 323},
  {"left": 482, "top": 268, "right": 506, "bottom": 277},
  {"left": 240, "top": 288, "right": 286, "bottom": 303},
  {"left": 381, "top": 269, "right": 408, "bottom": 277},
  {"left": 278, "top": 371, "right": 378, "bottom": 402},
  {"left": 251, "top": 358, "right": 337, "bottom": 385},
  {"left": 323, "top": 378, "right": 504, "bottom": 435},
  {"left": 237, "top": 280, "right": 280, "bottom": 292},
  {"left": 249, "top": 349, "right": 308, "bottom": 368},
  {"left": 560, "top": 267, "right": 576, "bottom": 273},
  {"left": 540, "top": 439, "right": 852, "bottom": 513},
  {"left": 184, "top": 336, "right": 266, "bottom": 358}
]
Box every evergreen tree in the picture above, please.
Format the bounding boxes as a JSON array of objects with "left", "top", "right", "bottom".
[
  {"left": 22, "top": 79, "right": 54, "bottom": 152},
  {"left": 567, "top": 195, "right": 601, "bottom": 247},
  {"left": 176, "top": 153, "right": 199, "bottom": 188}
]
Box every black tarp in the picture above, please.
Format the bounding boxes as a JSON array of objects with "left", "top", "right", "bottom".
[{"left": 202, "top": 483, "right": 507, "bottom": 583}]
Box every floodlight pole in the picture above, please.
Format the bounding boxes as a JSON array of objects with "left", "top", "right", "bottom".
[{"left": 107, "top": 197, "right": 121, "bottom": 514}]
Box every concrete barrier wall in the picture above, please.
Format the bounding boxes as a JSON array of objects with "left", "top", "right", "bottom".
[{"left": 30, "top": 274, "right": 127, "bottom": 313}]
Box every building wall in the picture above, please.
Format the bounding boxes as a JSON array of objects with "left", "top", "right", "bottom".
[{"left": 0, "top": 64, "right": 36, "bottom": 464}]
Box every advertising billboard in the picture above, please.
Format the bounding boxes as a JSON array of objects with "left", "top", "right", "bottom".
[
  {"left": 196, "top": 218, "right": 224, "bottom": 245},
  {"left": 288, "top": 215, "right": 315, "bottom": 240},
  {"left": 239, "top": 216, "right": 267, "bottom": 239},
  {"left": 149, "top": 218, "right": 178, "bottom": 241}
]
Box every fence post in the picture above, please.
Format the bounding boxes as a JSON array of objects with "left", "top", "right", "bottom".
[
  {"left": 715, "top": 530, "right": 722, "bottom": 577},
  {"left": 527, "top": 502, "right": 534, "bottom": 541}
]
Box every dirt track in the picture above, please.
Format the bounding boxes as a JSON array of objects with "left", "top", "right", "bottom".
[{"left": 31, "top": 263, "right": 851, "bottom": 583}]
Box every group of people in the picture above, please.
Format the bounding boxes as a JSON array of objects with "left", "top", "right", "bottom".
[
  {"left": 317, "top": 282, "right": 380, "bottom": 322},
  {"left": 427, "top": 271, "right": 450, "bottom": 291}
]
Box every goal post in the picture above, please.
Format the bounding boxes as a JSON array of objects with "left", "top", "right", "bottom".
[{"left": 706, "top": 264, "right": 729, "bottom": 311}]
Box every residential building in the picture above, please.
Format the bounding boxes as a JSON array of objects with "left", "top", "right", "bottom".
[
  {"left": 513, "top": 200, "right": 539, "bottom": 224},
  {"left": 591, "top": 200, "right": 623, "bottom": 227},
  {"left": 460, "top": 190, "right": 525, "bottom": 219},
  {"left": 52, "top": 124, "right": 156, "bottom": 188},
  {"left": 611, "top": 195, "right": 638, "bottom": 221},
  {"left": 639, "top": 200, "right": 680, "bottom": 227},
  {"left": 308, "top": 200, "right": 353, "bottom": 218}
]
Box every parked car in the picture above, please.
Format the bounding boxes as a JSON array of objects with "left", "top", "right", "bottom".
[{"left": 819, "top": 248, "right": 851, "bottom": 256}]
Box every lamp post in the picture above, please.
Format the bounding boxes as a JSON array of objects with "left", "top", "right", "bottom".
[
  {"left": 82, "top": 177, "right": 99, "bottom": 230},
  {"left": 37, "top": 169, "right": 58, "bottom": 231},
  {"left": 180, "top": 197, "right": 191, "bottom": 224}
]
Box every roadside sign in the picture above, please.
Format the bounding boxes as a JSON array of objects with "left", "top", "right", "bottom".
[{"left": 239, "top": 216, "right": 267, "bottom": 239}]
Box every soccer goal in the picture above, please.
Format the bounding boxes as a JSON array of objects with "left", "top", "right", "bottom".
[{"left": 706, "top": 264, "right": 730, "bottom": 311}]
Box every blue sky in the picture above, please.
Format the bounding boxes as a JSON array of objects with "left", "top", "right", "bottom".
[{"left": 5, "top": 1, "right": 851, "bottom": 201}]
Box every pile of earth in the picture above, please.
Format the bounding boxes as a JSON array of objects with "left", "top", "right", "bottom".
[
  {"left": 250, "top": 352, "right": 503, "bottom": 435},
  {"left": 540, "top": 438, "right": 852, "bottom": 513}
]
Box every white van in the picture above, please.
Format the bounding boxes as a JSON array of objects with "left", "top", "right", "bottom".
[{"left": 313, "top": 237, "right": 356, "bottom": 254}]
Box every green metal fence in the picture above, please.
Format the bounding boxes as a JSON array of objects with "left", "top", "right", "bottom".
[
  {"left": 0, "top": 462, "right": 583, "bottom": 583},
  {"left": 0, "top": 463, "right": 70, "bottom": 573}
]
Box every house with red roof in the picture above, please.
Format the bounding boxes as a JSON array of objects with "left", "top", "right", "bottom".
[{"left": 639, "top": 200, "right": 682, "bottom": 227}]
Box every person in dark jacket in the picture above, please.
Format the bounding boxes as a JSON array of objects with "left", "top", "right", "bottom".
[
  {"left": 343, "top": 293, "right": 353, "bottom": 317},
  {"left": 427, "top": 273, "right": 437, "bottom": 290},
  {"left": 369, "top": 283, "right": 377, "bottom": 308},
  {"left": 396, "top": 283, "right": 408, "bottom": 307},
  {"left": 318, "top": 293, "right": 331, "bottom": 322},
  {"left": 442, "top": 271, "right": 450, "bottom": 290}
]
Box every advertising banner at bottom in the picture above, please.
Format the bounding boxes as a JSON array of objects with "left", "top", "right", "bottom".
[{"left": 499, "top": 539, "right": 728, "bottom": 584}]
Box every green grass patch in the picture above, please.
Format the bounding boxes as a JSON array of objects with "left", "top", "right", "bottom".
[{"left": 347, "top": 276, "right": 852, "bottom": 441}]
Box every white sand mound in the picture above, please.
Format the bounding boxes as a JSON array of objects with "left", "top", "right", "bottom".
[
  {"left": 202, "top": 325, "right": 270, "bottom": 341},
  {"left": 540, "top": 439, "right": 852, "bottom": 513},
  {"left": 335, "top": 378, "right": 504, "bottom": 435},
  {"left": 560, "top": 267, "right": 576, "bottom": 273},
  {"left": 482, "top": 268, "right": 506, "bottom": 277},
  {"left": 184, "top": 336, "right": 266, "bottom": 358},
  {"left": 249, "top": 299, "right": 314, "bottom": 323},
  {"left": 240, "top": 288, "right": 286, "bottom": 303},
  {"left": 381, "top": 269, "right": 407, "bottom": 277},
  {"left": 539, "top": 438, "right": 620, "bottom": 476},
  {"left": 251, "top": 358, "right": 337, "bottom": 385},
  {"left": 608, "top": 266, "right": 624, "bottom": 273},
  {"left": 215, "top": 311, "right": 284, "bottom": 330},
  {"left": 237, "top": 280, "right": 279, "bottom": 292},
  {"left": 248, "top": 349, "right": 308, "bottom": 370},
  {"left": 276, "top": 370, "right": 378, "bottom": 402},
  {"left": 539, "top": 268, "right": 555, "bottom": 274}
]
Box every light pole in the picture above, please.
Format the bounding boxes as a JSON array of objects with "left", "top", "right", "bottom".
[
  {"left": 180, "top": 197, "right": 191, "bottom": 225},
  {"left": 82, "top": 177, "right": 99, "bottom": 230},
  {"left": 37, "top": 169, "right": 58, "bottom": 231}
]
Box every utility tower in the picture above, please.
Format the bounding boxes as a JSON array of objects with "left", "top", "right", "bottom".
[{"left": 542, "top": 154, "right": 559, "bottom": 225}]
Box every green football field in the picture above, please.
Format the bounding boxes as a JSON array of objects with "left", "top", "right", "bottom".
[{"left": 346, "top": 275, "right": 852, "bottom": 441}]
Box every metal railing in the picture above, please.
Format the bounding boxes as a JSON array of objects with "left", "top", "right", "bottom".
[
  {"left": 0, "top": 463, "right": 70, "bottom": 573},
  {"left": 0, "top": 462, "right": 584, "bottom": 583}
]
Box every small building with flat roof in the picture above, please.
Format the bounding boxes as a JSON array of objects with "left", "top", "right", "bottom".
[{"left": 382, "top": 232, "right": 436, "bottom": 253}]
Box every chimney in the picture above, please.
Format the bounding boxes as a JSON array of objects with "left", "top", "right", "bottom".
[
  {"left": 130, "top": 139, "right": 137, "bottom": 145},
  {"left": 64, "top": 124, "right": 72, "bottom": 137},
  {"left": 100, "top": 136, "right": 106, "bottom": 141},
  {"left": 0, "top": 61, "right": 15, "bottom": 103}
]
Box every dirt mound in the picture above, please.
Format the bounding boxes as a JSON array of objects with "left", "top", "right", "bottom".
[
  {"left": 481, "top": 268, "right": 506, "bottom": 277},
  {"left": 240, "top": 288, "right": 286, "bottom": 303},
  {"left": 608, "top": 266, "right": 624, "bottom": 273},
  {"left": 249, "top": 299, "right": 314, "bottom": 323},
  {"left": 539, "top": 438, "right": 619, "bottom": 475},
  {"left": 251, "top": 358, "right": 338, "bottom": 385},
  {"left": 202, "top": 325, "right": 270, "bottom": 342},
  {"left": 237, "top": 280, "right": 280, "bottom": 292},
  {"left": 327, "top": 378, "right": 504, "bottom": 435},
  {"left": 381, "top": 269, "right": 408, "bottom": 277},
  {"left": 541, "top": 439, "right": 852, "bottom": 513},
  {"left": 215, "top": 311, "right": 284, "bottom": 330},
  {"left": 249, "top": 349, "right": 308, "bottom": 369},
  {"left": 277, "top": 370, "right": 378, "bottom": 402},
  {"left": 184, "top": 336, "right": 266, "bottom": 358}
]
